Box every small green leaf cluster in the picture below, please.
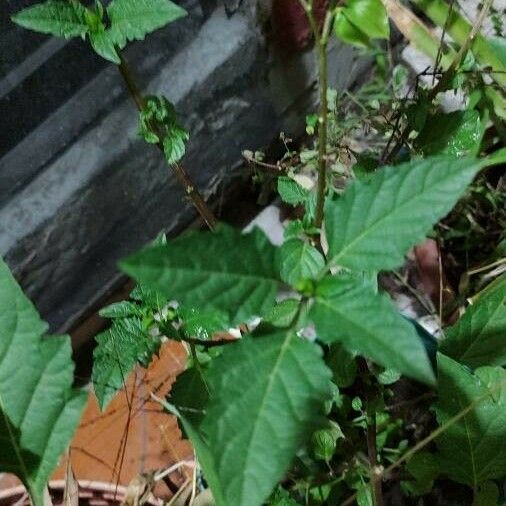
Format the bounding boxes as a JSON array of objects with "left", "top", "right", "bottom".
[
  {"left": 139, "top": 95, "right": 189, "bottom": 164},
  {"left": 11, "top": 0, "right": 187, "bottom": 63},
  {"left": 92, "top": 283, "right": 168, "bottom": 410},
  {"left": 93, "top": 276, "right": 228, "bottom": 411}
]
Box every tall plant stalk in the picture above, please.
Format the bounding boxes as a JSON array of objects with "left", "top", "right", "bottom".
[
  {"left": 366, "top": 412, "right": 384, "bottom": 506},
  {"left": 301, "top": 2, "right": 385, "bottom": 505},
  {"left": 118, "top": 53, "right": 217, "bottom": 230},
  {"left": 299, "top": 0, "right": 335, "bottom": 231}
]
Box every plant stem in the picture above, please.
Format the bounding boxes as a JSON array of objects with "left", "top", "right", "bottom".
[
  {"left": 183, "top": 336, "right": 237, "bottom": 348},
  {"left": 189, "top": 341, "right": 210, "bottom": 393},
  {"left": 298, "top": 1, "right": 335, "bottom": 231},
  {"left": 467, "top": 257, "right": 506, "bottom": 276},
  {"left": 366, "top": 412, "right": 384, "bottom": 506},
  {"left": 315, "top": 39, "right": 329, "bottom": 230},
  {"left": 359, "top": 358, "right": 384, "bottom": 506},
  {"left": 117, "top": 53, "right": 217, "bottom": 230},
  {"left": 118, "top": 53, "right": 147, "bottom": 110},
  {"left": 242, "top": 151, "right": 288, "bottom": 174}
]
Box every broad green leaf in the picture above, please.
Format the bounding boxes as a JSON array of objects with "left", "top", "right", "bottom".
[
  {"left": 121, "top": 225, "right": 280, "bottom": 324},
  {"left": 440, "top": 275, "right": 506, "bottom": 368},
  {"left": 403, "top": 451, "right": 440, "bottom": 496},
  {"left": 334, "top": 8, "right": 370, "bottom": 48},
  {"left": 305, "top": 114, "right": 319, "bottom": 135},
  {"left": 200, "top": 332, "right": 332, "bottom": 506},
  {"left": 0, "top": 411, "right": 39, "bottom": 483},
  {"left": 312, "top": 421, "right": 344, "bottom": 462},
  {"left": 415, "top": 110, "right": 483, "bottom": 157},
  {"left": 89, "top": 29, "right": 120, "bottom": 64},
  {"left": 279, "top": 239, "right": 324, "bottom": 286},
  {"left": 342, "top": 0, "right": 389, "bottom": 41},
  {"left": 92, "top": 318, "right": 161, "bottom": 410},
  {"left": 163, "top": 124, "right": 189, "bottom": 164},
  {"left": 488, "top": 36, "right": 506, "bottom": 68},
  {"left": 283, "top": 220, "right": 305, "bottom": 240},
  {"left": 326, "top": 343, "right": 357, "bottom": 388},
  {"left": 269, "top": 488, "right": 300, "bottom": 506},
  {"left": 356, "top": 483, "right": 373, "bottom": 506},
  {"left": 107, "top": 0, "right": 187, "bottom": 49},
  {"left": 310, "top": 275, "right": 435, "bottom": 385},
  {"left": 473, "top": 271, "right": 506, "bottom": 302},
  {"left": 0, "top": 258, "right": 86, "bottom": 506},
  {"left": 485, "top": 146, "right": 506, "bottom": 167},
  {"left": 277, "top": 177, "right": 309, "bottom": 206},
  {"left": 11, "top": 0, "right": 88, "bottom": 39},
  {"left": 484, "top": 86, "right": 506, "bottom": 121},
  {"left": 351, "top": 396, "right": 363, "bottom": 411},
  {"left": 472, "top": 482, "right": 500, "bottom": 506},
  {"left": 168, "top": 367, "right": 209, "bottom": 430},
  {"left": 130, "top": 283, "right": 166, "bottom": 308},
  {"left": 377, "top": 367, "right": 401, "bottom": 385},
  {"left": 179, "top": 307, "right": 228, "bottom": 340},
  {"left": 434, "top": 354, "right": 506, "bottom": 488},
  {"left": 99, "top": 300, "right": 144, "bottom": 319},
  {"left": 406, "top": 101, "right": 430, "bottom": 132},
  {"left": 264, "top": 299, "right": 300, "bottom": 328},
  {"left": 325, "top": 156, "right": 482, "bottom": 271}
]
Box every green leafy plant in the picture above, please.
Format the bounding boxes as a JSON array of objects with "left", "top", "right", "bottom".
[
  {"left": 117, "top": 149, "right": 499, "bottom": 505},
  {"left": 8, "top": 0, "right": 506, "bottom": 505},
  {"left": 12, "top": 0, "right": 186, "bottom": 63}
]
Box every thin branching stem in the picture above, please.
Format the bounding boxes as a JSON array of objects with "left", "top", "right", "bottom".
[
  {"left": 340, "top": 377, "right": 506, "bottom": 506},
  {"left": 315, "top": 40, "right": 329, "bottom": 230},
  {"left": 182, "top": 336, "right": 237, "bottom": 348},
  {"left": 117, "top": 53, "right": 217, "bottom": 229},
  {"left": 427, "top": 0, "right": 493, "bottom": 101},
  {"left": 366, "top": 413, "right": 384, "bottom": 506},
  {"left": 71, "top": 0, "right": 217, "bottom": 229},
  {"left": 299, "top": 0, "right": 335, "bottom": 231},
  {"left": 359, "top": 359, "right": 384, "bottom": 506}
]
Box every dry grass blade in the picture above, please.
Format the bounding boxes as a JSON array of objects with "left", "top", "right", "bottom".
[
  {"left": 121, "top": 472, "right": 156, "bottom": 506},
  {"left": 63, "top": 457, "right": 79, "bottom": 506},
  {"left": 166, "top": 479, "right": 192, "bottom": 506}
]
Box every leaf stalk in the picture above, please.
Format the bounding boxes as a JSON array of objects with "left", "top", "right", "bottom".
[{"left": 299, "top": 1, "right": 335, "bottom": 231}]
